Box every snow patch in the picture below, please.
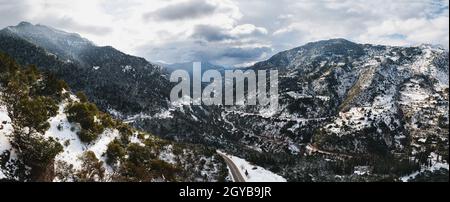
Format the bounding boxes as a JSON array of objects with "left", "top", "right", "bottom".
[
  {"left": 400, "top": 152, "right": 449, "bottom": 182},
  {"left": 122, "top": 65, "right": 133, "bottom": 72},
  {"left": 44, "top": 102, "right": 120, "bottom": 179},
  {"left": 159, "top": 145, "right": 176, "bottom": 165},
  {"left": 130, "top": 133, "right": 145, "bottom": 147},
  {"left": 0, "top": 105, "right": 13, "bottom": 153},
  {"left": 217, "top": 151, "right": 286, "bottom": 182}
]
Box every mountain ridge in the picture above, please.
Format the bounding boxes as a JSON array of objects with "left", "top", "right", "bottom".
[
  {"left": 0, "top": 52, "right": 229, "bottom": 182},
  {"left": 0, "top": 22, "right": 172, "bottom": 116},
  {"left": 0, "top": 22, "right": 448, "bottom": 182}
]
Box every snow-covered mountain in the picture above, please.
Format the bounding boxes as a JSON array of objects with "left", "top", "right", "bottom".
[
  {"left": 0, "top": 22, "right": 171, "bottom": 117},
  {"left": 246, "top": 39, "right": 448, "bottom": 154},
  {"left": 219, "top": 39, "right": 449, "bottom": 181},
  {"left": 4, "top": 22, "right": 94, "bottom": 63},
  {"left": 0, "top": 53, "right": 228, "bottom": 182},
  {"left": 0, "top": 23, "right": 448, "bottom": 182},
  {"left": 122, "top": 39, "right": 449, "bottom": 181}
]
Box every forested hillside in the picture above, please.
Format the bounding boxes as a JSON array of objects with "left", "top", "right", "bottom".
[{"left": 0, "top": 53, "right": 228, "bottom": 182}]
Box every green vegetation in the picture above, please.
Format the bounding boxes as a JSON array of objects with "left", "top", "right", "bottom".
[
  {"left": 65, "top": 98, "right": 116, "bottom": 143},
  {"left": 0, "top": 53, "right": 19, "bottom": 83},
  {"left": 1, "top": 52, "right": 229, "bottom": 182},
  {"left": 15, "top": 96, "right": 58, "bottom": 133},
  {"left": 117, "top": 123, "right": 133, "bottom": 144},
  {"left": 76, "top": 91, "right": 89, "bottom": 103},
  {"left": 1, "top": 52, "right": 64, "bottom": 180},
  {"left": 12, "top": 131, "right": 63, "bottom": 172},
  {"left": 65, "top": 102, "right": 104, "bottom": 143},
  {"left": 34, "top": 72, "right": 70, "bottom": 100},
  {"left": 106, "top": 139, "right": 126, "bottom": 165},
  {"left": 113, "top": 143, "right": 180, "bottom": 182}
]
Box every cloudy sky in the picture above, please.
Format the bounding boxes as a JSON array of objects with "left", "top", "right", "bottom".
[{"left": 0, "top": 0, "right": 448, "bottom": 67}]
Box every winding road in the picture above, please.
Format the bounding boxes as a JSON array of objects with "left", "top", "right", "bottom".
[
  {"left": 217, "top": 152, "right": 246, "bottom": 182},
  {"left": 218, "top": 145, "right": 351, "bottom": 182}
]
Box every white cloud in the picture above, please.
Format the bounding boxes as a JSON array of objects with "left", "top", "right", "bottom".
[
  {"left": 270, "top": 0, "right": 449, "bottom": 50},
  {"left": 359, "top": 16, "right": 449, "bottom": 47},
  {"left": 230, "top": 24, "right": 268, "bottom": 36},
  {"left": 0, "top": 0, "right": 448, "bottom": 66}
]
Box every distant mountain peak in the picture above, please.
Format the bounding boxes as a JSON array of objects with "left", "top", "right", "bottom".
[
  {"left": 162, "top": 60, "right": 226, "bottom": 73},
  {"left": 300, "top": 38, "right": 360, "bottom": 50},
  {"left": 14, "top": 22, "right": 87, "bottom": 39},
  {"left": 252, "top": 38, "right": 365, "bottom": 70},
  {"left": 309, "top": 38, "right": 353, "bottom": 44},
  {"left": 2, "top": 22, "right": 97, "bottom": 63},
  {"left": 17, "top": 21, "right": 33, "bottom": 27}
]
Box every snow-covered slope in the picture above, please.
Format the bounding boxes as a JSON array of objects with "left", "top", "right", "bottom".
[
  {"left": 1, "top": 24, "right": 448, "bottom": 182},
  {"left": 400, "top": 152, "right": 449, "bottom": 182},
  {"left": 218, "top": 151, "right": 286, "bottom": 182},
  {"left": 0, "top": 104, "right": 13, "bottom": 154},
  {"left": 0, "top": 53, "right": 228, "bottom": 182},
  {"left": 0, "top": 104, "right": 13, "bottom": 179},
  {"left": 0, "top": 89, "right": 228, "bottom": 182},
  {"left": 4, "top": 21, "right": 93, "bottom": 62},
  {"left": 0, "top": 90, "right": 230, "bottom": 182},
  {"left": 211, "top": 39, "right": 449, "bottom": 181},
  {"left": 43, "top": 102, "right": 119, "bottom": 181}
]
